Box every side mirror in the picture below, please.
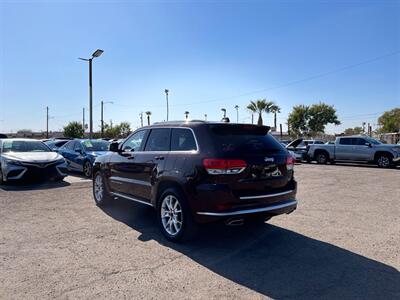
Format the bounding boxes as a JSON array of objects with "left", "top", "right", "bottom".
[
  {"left": 365, "top": 142, "right": 372, "bottom": 148},
  {"left": 109, "top": 142, "right": 120, "bottom": 152},
  {"left": 75, "top": 148, "right": 82, "bottom": 154}
]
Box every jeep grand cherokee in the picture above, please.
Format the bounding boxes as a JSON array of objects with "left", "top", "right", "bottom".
[{"left": 92, "top": 121, "right": 297, "bottom": 242}]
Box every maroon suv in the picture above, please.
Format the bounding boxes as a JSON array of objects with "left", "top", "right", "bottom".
[{"left": 92, "top": 121, "right": 297, "bottom": 242}]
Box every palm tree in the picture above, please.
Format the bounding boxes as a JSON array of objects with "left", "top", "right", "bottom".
[
  {"left": 270, "top": 103, "right": 281, "bottom": 130},
  {"left": 184, "top": 111, "right": 190, "bottom": 120},
  {"left": 145, "top": 111, "right": 151, "bottom": 125},
  {"left": 221, "top": 108, "right": 226, "bottom": 118},
  {"left": 246, "top": 99, "right": 274, "bottom": 126}
]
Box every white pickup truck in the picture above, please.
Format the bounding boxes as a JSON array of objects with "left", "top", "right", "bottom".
[{"left": 307, "top": 135, "right": 400, "bottom": 168}]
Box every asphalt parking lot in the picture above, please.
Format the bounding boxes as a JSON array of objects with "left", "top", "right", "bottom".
[{"left": 0, "top": 164, "right": 399, "bottom": 299}]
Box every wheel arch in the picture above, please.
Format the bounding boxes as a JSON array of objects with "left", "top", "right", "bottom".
[
  {"left": 374, "top": 151, "right": 393, "bottom": 161},
  {"left": 153, "top": 179, "right": 186, "bottom": 208},
  {"left": 314, "top": 149, "right": 330, "bottom": 160}
]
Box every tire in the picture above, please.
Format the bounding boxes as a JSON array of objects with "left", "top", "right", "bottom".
[
  {"left": 0, "top": 167, "right": 5, "bottom": 185},
  {"left": 316, "top": 152, "right": 328, "bottom": 164},
  {"left": 157, "top": 187, "right": 197, "bottom": 243},
  {"left": 83, "top": 161, "right": 93, "bottom": 178},
  {"left": 376, "top": 154, "right": 392, "bottom": 168},
  {"left": 93, "top": 172, "right": 112, "bottom": 207}
]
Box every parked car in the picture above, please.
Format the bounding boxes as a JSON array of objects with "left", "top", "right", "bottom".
[
  {"left": 0, "top": 138, "right": 67, "bottom": 184},
  {"left": 58, "top": 139, "right": 110, "bottom": 177},
  {"left": 92, "top": 121, "right": 297, "bottom": 242},
  {"left": 285, "top": 138, "right": 324, "bottom": 161},
  {"left": 0, "top": 133, "right": 8, "bottom": 139},
  {"left": 44, "top": 139, "right": 70, "bottom": 151},
  {"left": 308, "top": 135, "right": 400, "bottom": 168}
]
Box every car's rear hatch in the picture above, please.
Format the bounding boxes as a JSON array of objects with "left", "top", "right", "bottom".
[{"left": 204, "top": 124, "right": 294, "bottom": 200}]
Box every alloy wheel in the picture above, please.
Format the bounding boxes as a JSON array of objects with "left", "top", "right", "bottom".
[
  {"left": 161, "top": 195, "right": 183, "bottom": 236},
  {"left": 317, "top": 154, "right": 327, "bottom": 164},
  {"left": 84, "top": 162, "right": 92, "bottom": 177},
  {"left": 377, "top": 156, "right": 390, "bottom": 168},
  {"left": 94, "top": 174, "right": 104, "bottom": 203}
]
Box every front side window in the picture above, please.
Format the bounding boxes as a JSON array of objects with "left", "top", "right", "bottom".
[
  {"left": 144, "top": 128, "right": 170, "bottom": 152},
  {"left": 122, "top": 130, "right": 147, "bottom": 152},
  {"left": 2, "top": 140, "right": 51, "bottom": 153},
  {"left": 354, "top": 138, "right": 367, "bottom": 146},
  {"left": 171, "top": 128, "right": 197, "bottom": 151}
]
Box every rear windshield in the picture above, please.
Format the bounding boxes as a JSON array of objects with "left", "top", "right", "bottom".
[
  {"left": 2, "top": 140, "right": 51, "bottom": 153},
  {"left": 208, "top": 124, "right": 285, "bottom": 155}
]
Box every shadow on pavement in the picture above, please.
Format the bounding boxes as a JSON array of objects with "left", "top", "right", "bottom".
[
  {"left": 0, "top": 179, "right": 70, "bottom": 191},
  {"left": 101, "top": 199, "right": 400, "bottom": 299},
  {"left": 304, "top": 161, "right": 399, "bottom": 170}
]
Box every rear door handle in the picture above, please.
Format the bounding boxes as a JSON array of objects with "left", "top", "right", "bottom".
[
  {"left": 127, "top": 156, "right": 135, "bottom": 160},
  {"left": 155, "top": 156, "right": 165, "bottom": 160}
]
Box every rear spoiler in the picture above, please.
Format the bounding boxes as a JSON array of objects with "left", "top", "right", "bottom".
[{"left": 208, "top": 124, "right": 271, "bottom": 135}]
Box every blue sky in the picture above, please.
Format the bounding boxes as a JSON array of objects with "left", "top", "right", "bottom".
[{"left": 0, "top": 0, "right": 399, "bottom": 134}]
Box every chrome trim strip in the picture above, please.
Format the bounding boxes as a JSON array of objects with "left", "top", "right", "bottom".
[
  {"left": 111, "top": 192, "right": 153, "bottom": 207},
  {"left": 197, "top": 200, "right": 297, "bottom": 216},
  {"left": 239, "top": 190, "right": 294, "bottom": 200},
  {"left": 110, "top": 176, "right": 151, "bottom": 187}
]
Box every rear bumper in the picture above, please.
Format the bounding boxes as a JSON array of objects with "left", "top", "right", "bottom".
[
  {"left": 197, "top": 199, "right": 297, "bottom": 217},
  {"left": 192, "top": 180, "right": 297, "bottom": 223}
]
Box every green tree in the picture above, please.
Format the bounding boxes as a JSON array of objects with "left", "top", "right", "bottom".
[
  {"left": 378, "top": 108, "right": 400, "bottom": 133},
  {"left": 344, "top": 126, "right": 363, "bottom": 135},
  {"left": 63, "top": 121, "right": 84, "bottom": 138},
  {"left": 247, "top": 99, "right": 274, "bottom": 126},
  {"left": 287, "top": 103, "right": 340, "bottom": 137},
  {"left": 287, "top": 105, "right": 309, "bottom": 136},
  {"left": 103, "top": 121, "right": 132, "bottom": 139},
  {"left": 307, "top": 102, "right": 340, "bottom": 134}
]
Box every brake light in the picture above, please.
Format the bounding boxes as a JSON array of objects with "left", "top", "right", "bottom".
[
  {"left": 203, "top": 158, "right": 247, "bottom": 175},
  {"left": 286, "top": 155, "right": 295, "bottom": 171}
]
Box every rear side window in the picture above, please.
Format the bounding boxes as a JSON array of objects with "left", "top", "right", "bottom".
[
  {"left": 171, "top": 128, "right": 197, "bottom": 151},
  {"left": 144, "top": 128, "right": 171, "bottom": 152},
  {"left": 208, "top": 124, "right": 284, "bottom": 154},
  {"left": 339, "top": 138, "right": 352, "bottom": 145}
]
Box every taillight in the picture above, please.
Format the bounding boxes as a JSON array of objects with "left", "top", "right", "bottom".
[
  {"left": 203, "top": 158, "right": 247, "bottom": 175},
  {"left": 286, "top": 155, "right": 295, "bottom": 171}
]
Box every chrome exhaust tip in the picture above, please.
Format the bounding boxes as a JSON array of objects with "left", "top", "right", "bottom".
[{"left": 225, "top": 218, "right": 244, "bottom": 226}]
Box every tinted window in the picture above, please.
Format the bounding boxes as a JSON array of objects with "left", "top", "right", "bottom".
[
  {"left": 171, "top": 128, "right": 197, "bottom": 151},
  {"left": 2, "top": 140, "right": 51, "bottom": 153},
  {"left": 314, "top": 141, "right": 324, "bottom": 144},
  {"left": 209, "top": 124, "right": 284, "bottom": 154},
  {"left": 354, "top": 138, "right": 367, "bottom": 145},
  {"left": 144, "top": 128, "right": 170, "bottom": 152},
  {"left": 339, "top": 138, "right": 352, "bottom": 145},
  {"left": 122, "top": 130, "right": 147, "bottom": 152}
]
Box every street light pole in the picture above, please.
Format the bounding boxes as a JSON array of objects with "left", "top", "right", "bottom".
[
  {"left": 165, "top": 89, "right": 169, "bottom": 121},
  {"left": 234, "top": 105, "right": 239, "bottom": 123},
  {"left": 79, "top": 49, "right": 104, "bottom": 139},
  {"left": 46, "top": 106, "right": 49, "bottom": 139}
]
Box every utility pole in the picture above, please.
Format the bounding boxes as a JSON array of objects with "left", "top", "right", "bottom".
[
  {"left": 140, "top": 112, "right": 143, "bottom": 127},
  {"left": 234, "top": 105, "right": 239, "bottom": 123},
  {"left": 46, "top": 106, "right": 49, "bottom": 139},
  {"left": 221, "top": 108, "right": 226, "bottom": 118},
  {"left": 280, "top": 124, "right": 283, "bottom": 139},
  {"left": 82, "top": 107, "right": 85, "bottom": 133},
  {"left": 110, "top": 119, "right": 113, "bottom": 129},
  {"left": 101, "top": 101, "right": 104, "bottom": 138},
  {"left": 251, "top": 113, "right": 254, "bottom": 124},
  {"left": 165, "top": 89, "right": 169, "bottom": 121}
]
